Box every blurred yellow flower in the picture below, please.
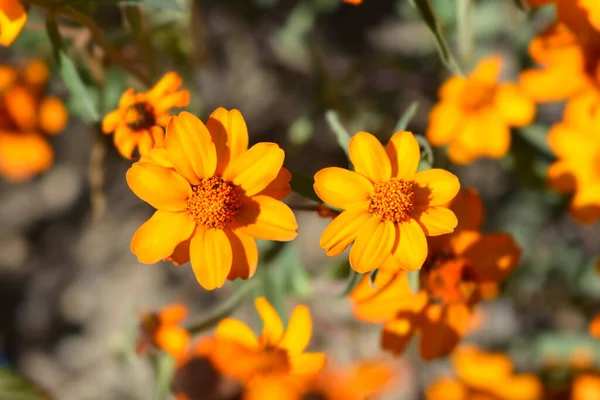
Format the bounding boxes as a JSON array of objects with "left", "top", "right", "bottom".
[
  {"left": 127, "top": 109, "right": 296, "bottom": 290},
  {"left": 350, "top": 190, "right": 520, "bottom": 360},
  {"left": 0, "top": 60, "right": 68, "bottom": 182},
  {"left": 426, "top": 346, "right": 542, "bottom": 400},
  {"left": 427, "top": 56, "right": 535, "bottom": 164},
  {"left": 212, "top": 297, "right": 326, "bottom": 384},
  {"left": 314, "top": 130, "right": 459, "bottom": 273},
  {"left": 572, "top": 374, "right": 600, "bottom": 400},
  {"left": 0, "top": 0, "right": 27, "bottom": 46},
  {"left": 102, "top": 72, "right": 190, "bottom": 159},
  {"left": 137, "top": 303, "right": 190, "bottom": 360}
]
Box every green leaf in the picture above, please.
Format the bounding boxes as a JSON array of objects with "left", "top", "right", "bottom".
[
  {"left": 394, "top": 102, "right": 419, "bottom": 132},
  {"left": 412, "top": 0, "right": 464, "bottom": 76},
  {"left": 407, "top": 270, "right": 420, "bottom": 294},
  {"left": 512, "top": 0, "right": 529, "bottom": 11},
  {"left": 58, "top": 52, "right": 100, "bottom": 123},
  {"left": 45, "top": 13, "right": 64, "bottom": 63},
  {"left": 152, "top": 352, "right": 176, "bottom": 400},
  {"left": 124, "top": 5, "right": 157, "bottom": 80},
  {"left": 339, "top": 268, "right": 363, "bottom": 298},
  {"left": 62, "top": 0, "right": 184, "bottom": 11},
  {"left": 0, "top": 367, "right": 49, "bottom": 400},
  {"left": 325, "top": 110, "right": 351, "bottom": 156},
  {"left": 369, "top": 269, "right": 379, "bottom": 288},
  {"left": 415, "top": 134, "right": 434, "bottom": 170},
  {"left": 290, "top": 172, "right": 321, "bottom": 203},
  {"left": 101, "top": 67, "right": 127, "bottom": 115}
]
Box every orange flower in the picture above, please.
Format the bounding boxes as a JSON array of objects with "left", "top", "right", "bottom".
[
  {"left": 426, "top": 346, "right": 542, "bottom": 400},
  {"left": 173, "top": 336, "right": 243, "bottom": 400},
  {"left": 350, "top": 190, "right": 521, "bottom": 360},
  {"left": 572, "top": 374, "right": 600, "bottom": 400},
  {"left": 590, "top": 314, "right": 600, "bottom": 338},
  {"left": 245, "top": 359, "right": 396, "bottom": 400},
  {"left": 427, "top": 56, "right": 535, "bottom": 164},
  {"left": 126, "top": 108, "right": 296, "bottom": 290},
  {"left": 526, "top": 0, "right": 600, "bottom": 35},
  {"left": 314, "top": 130, "right": 460, "bottom": 274},
  {"left": 102, "top": 72, "right": 190, "bottom": 159},
  {"left": 212, "top": 297, "right": 326, "bottom": 384},
  {"left": 0, "top": 60, "right": 68, "bottom": 182},
  {"left": 0, "top": 0, "right": 27, "bottom": 46},
  {"left": 137, "top": 303, "right": 191, "bottom": 360},
  {"left": 344, "top": 0, "right": 363, "bottom": 4},
  {"left": 546, "top": 109, "right": 600, "bottom": 223}
]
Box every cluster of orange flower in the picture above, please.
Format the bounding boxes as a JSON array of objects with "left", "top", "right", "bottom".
[{"left": 139, "top": 298, "right": 395, "bottom": 400}]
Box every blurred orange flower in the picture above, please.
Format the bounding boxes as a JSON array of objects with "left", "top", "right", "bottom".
[
  {"left": 102, "top": 72, "right": 190, "bottom": 159},
  {"left": 126, "top": 108, "right": 296, "bottom": 290},
  {"left": 344, "top": 0, "right": 363, "bottom": 4},
  {"left": 0, "top": 0, "right": 27, "bottom": 46},
  {"left": 546, "top": 109, "right": 600, "bottom": 223},
  {"left": 137, "top": 303, "right": 190, "bottom": 360},
  {"left": 350, "top": 190, "right": 521, "bottom": 360},
  {"left": 590, "top": 314, "right": 600, "bottom": 338},
  {"left": 212, "top": 297, "right": 326, "bottom": 385},
  {"left": 245, "top": 359, "right": 396, "bottom": 400},
  {"left": 0, "top": 60, "right": 68, "bottom": 182},
  {"left": 314, "top": 130, "right": 460, "bottom": 273},
  {"left": 572, "top": 374, "right": 600, "bottom": 400},
  {"left": 526, "top": 0, "right": 600, "bottom": 35},
  {"left": 426, "top": 346, "right": 542, "bottom": 400},
  {"left": 173, "top": 336, "right": 243, "bottom": 400},
  {"left": 427, "top": 56, "right": 535, "bottom": 164}
]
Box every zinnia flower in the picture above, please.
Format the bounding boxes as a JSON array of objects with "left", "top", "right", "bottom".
[
  {"left": 244, "top": 359, "right": 396, "bottom": 400},
  {"left": 211, "top": 297, "right": 326, "bottom": 384},
  {"left": 313, "top": 130, "right": 460, "bottom": 273},
  {"left": 0, "top": 0, "right": 27, "bottom": 46},
  {"left": 427, "top": 56, "right": 535, "bottom": 164},
  {"left": 0, "top": 60, "right": 68, "bottom": 182},
  {"left": 546, "top": 109, "right": 600, "bottom": 223},
  {"left": 426, "top": 346, "right": 542, "bottom": 400},
  {"left": 102, "top": 72, "right": 190, "bottom": 159},
  {"left": 572, "top": 375, "right": 600, "bottom": 400},
  {"left": 350, "top": 190, "right": 521, "bottom": 360},
  {"left": 126, "top": 108, "right": 297, "bottom": 290},
  {"left": 137, "top": 303, "right": 190, "bottom": 359},
  {"left": 526, "top": 0, "right": 600, "bottom": 35}
]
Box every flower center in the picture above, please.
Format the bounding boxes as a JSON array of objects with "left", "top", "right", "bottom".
[
  {"left": 368, "top": 179, "right": 415, "bottom": 223},
  {"left": 460, "top": 83, "right": 496, "bottom": 111},
  {"left": 125, "top": 102, "right": 156, "bottom": 131},
  {"left": 187, "top": 176, "right": 241, "bottom": 229}
]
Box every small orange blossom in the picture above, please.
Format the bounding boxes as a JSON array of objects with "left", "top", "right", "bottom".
[
  {"left": 102, "top": 72, "right": 190, "bottom": 159},
  {"left": 314, "top": 130, "right": 460, "bottom": 273},
  {"left": 572, "top": 374, "right": 600, "bottom": 400},
  {"left": 427, "top": 56, "right": 535, "bottom": 164},
  {"left": 137, "top": 303, "right": 190, "bottom": 360},
  {"left": 126, "top": 108, "right": 297, "bottom": 290},
  {"left": 0, "top": 0, "right": 27, "bottom": 46}
]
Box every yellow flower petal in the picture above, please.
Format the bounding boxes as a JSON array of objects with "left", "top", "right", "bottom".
[
  {"left": 206, "top": 107, "right": 249, "bottom": 174},
  {"left": 225, "top": 228, "right": 258, "bottom": 281},
  {"left": 288, "top": 353, "right": 327, "bottom": 375},
  {"left": 190, "top": 227, "right": 232, "bottom": 290},
  {"left": 126, "top": 162, "right": 191, "bottom": 212},
  {"left": 413, "top": 169, "right": 460, "bottom": 207},
  {"left": 223, "top": 143, "right": 284, "bottom": 197},
  {"left": 314, "top": 167, "right": 373, "bottom": 210},
  {"left": 571, "top": 184, "right": 600, "bottom": 224},
  {"left": 439, "top": 76, "right": 467, "bottom": 101},
  {"left": 257, "top": 167, "right": 291, "bottom": 200},
  {"left": 471, "top": 55, "right": 502, "bottom": 85},
  {"left": 278, "top": 305, "right": 312, "bottom": 354},
  {"left": 386, "top": 130, "right": 420, "bottom": 179},
  {"left": 393, "top": 219, "right": 428, "bottom": 271},
  {"left": 215, "top": 318, "right": 259, "bottom": 348},
  {"left": 130, "top": 210, "right": 196, "bottom": 264},
  {"left": 166, "top": 112, "right": 217, "bottom": 185},
  {"left": 255, "top": 297, "right": 284, "bottom": 345},
  {"left": 349, "top": 131, "right": 392, "bottom": 183},
  {"left": 234, "top": 195, "right": 298, "bottom": 241},
  {"left": 155, "top": 326, "right": 190, "bottom": 359},
  {"left": 426, "top": 103, "right": 463, "bottom": 147},
  {"left": 139, "top": 148, "right": 175, "bottom": 169},
  {"left": 413, "top": 206, "right": 458, "bottom": 236},
  {"left": 495, "top": 83, "right": 535, "bottom": 127},
  {"left": 0, "top": 0, "right": 27, "bottom": 46},
  {"left": 319, "top": 204, "right": 372, "bottom": 256},
  {"left": 349, "top": 217, "right": 395, "bottom": 273},
  {"left": 0, "top": 131, "right": 53, "bottom": 182}
]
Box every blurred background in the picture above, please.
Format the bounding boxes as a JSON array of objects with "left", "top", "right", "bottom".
[{"left": 1, "top": 0, "right": 600, "bottom": 399}]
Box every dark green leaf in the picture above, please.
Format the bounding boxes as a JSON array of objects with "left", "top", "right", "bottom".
[
  {"left": 45, "top": 13, "right": 64, "bottom": 64},
  {"left": 339, "top": 269, "right": 363, "bottom": 298},
  {"left": 124, "top": 6, "right": 157, "bottom": 80},
  {"left": 369, "top": 269, "right": 379, "bottom": 288},
  {"left": 512, "top": 0, "right": 529, "bottom": 11},
  {"left": 325, "top": 110, "right": 351, "bottom": 156},
  {"left": 394, "top": 102, "right": 419, "bottom": 132},
  {"left": 58, "top": 52, "right": 100, "bottom": 122},
  {"left": 412, "top": 0, "right": 464, "bottom": 76}
]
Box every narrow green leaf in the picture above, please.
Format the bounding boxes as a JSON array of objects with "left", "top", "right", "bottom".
[
  {"left": 153, "top": 353, "right": 176, "bottom": 400},
  {"left": 263, "top": 259, "right": 287, "bottom": 323},
  {"left": 61, "top": 0, "right": 184, "bottom": 11},
  {"left": 415, "top": 134, "right": 434, "bottom": 170},
  {"left": 124, "top": 5, "right": 157, "bottom": 80},
  {"left": 412, "top": 0, "right": 464, "bottom": 76},
  {"left": 456, "top": 0, "right": 474, "bottom": 68},
  {"left": 394, "top": 102, "right": 419, "bottom": 132},
  {"left": 290, "top": 172, "right": 321, "bottom": 203},
  {"left": 339, "top": 269, "right": 362, "bottom": 298},
  {"left": 58, "top": 52, "right": 100, "bottom": 122},
  {"left": 512, "top": 0, "right": 529, "bottom": 11},
  {"left": 325, "top": 110, "right": 351, "bottom": 156},
  {"left": 369, "top": 269, "right": 379, "bottom": 288},
  {"left": 407, "top": 270, "right": 420, "bottom": 294},
  {"left": 45, "top": 13, "right": 64, "bottom": 64}
]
